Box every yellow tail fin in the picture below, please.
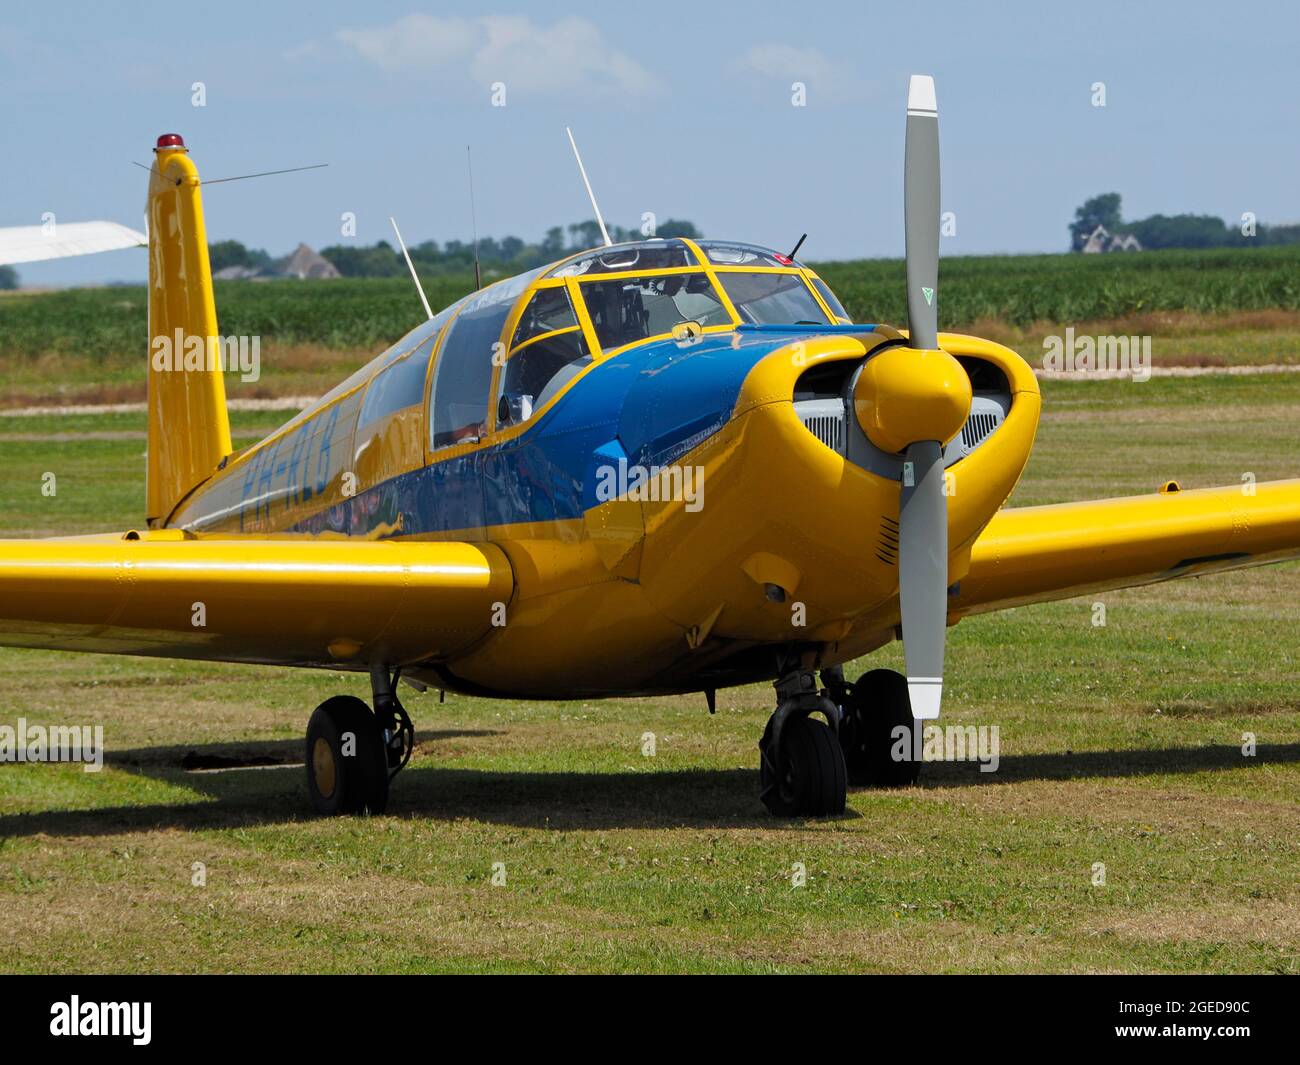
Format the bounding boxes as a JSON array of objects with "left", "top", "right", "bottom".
[{"left": 145, "top": 133, "right": 232, "bottom": 526}]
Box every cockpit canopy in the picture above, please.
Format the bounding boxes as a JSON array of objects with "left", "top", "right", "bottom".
[{"left": 280, "top": 237, "right": 851, "bottom": 461}]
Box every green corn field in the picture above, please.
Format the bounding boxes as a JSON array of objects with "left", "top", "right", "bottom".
[{"left": 2, "top": 244, "right": 1299, "bottom": 361}]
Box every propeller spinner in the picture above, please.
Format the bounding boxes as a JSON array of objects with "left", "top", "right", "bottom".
[{"left": 853, "top": 75, "right": 972, "bottom": 720}]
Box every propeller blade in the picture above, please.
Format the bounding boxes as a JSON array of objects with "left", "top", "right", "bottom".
[
  {"left": 898, "top": 440, "right": 947, "bottom": 720},
  {"left": 904, "top": 74, "right": 940, "bottom": 351}
]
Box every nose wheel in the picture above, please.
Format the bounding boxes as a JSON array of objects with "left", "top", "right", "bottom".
[
  {"left": 758, "top": 669, "right": 847, "bottom": 817},
  {"left": 836, "top": 668, "right": 923, "bottom": 787}
]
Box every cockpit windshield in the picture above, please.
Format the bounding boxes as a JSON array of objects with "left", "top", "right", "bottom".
[{"left": 717, "top": 271, "right": 831, "bottom": 325}]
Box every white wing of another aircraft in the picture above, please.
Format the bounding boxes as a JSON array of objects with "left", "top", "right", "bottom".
[{"left": 0, "top": 220, "right": 147, "bottom": 266}]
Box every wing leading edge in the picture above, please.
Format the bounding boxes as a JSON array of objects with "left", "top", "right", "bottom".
[
  {"left": 954, "top": 479, "right": 1300, "bottom": 616},
  {"left": 0, "top": 221, "right": 148, "bottom": 266},
  {"left": 0, "top": 533, "right": 513, "bottom": 669}
]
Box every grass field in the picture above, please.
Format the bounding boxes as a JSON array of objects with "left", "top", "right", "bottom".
[{"left": 0, "top": 372, "right": 1297, "bottom": 973}]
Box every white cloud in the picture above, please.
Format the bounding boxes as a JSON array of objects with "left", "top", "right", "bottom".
[
  {"left": 334, "top": 13, "right": 657, "bottom": 98},
  {"left": 732, "top": 44, "right": 859, "bottom": 101},
  {"left": 336, "top": 14, "right": 478, "bottom": 73},
  {"left": 282, "top": 38, "right": 326, "bottom": 63}
]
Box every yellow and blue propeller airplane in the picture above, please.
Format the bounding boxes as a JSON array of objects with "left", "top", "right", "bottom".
[{"left": 3, "top": 76, "right": 1299, "bottom": 818}]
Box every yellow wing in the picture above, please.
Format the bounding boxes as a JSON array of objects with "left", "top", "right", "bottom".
[
  {"left": 0, "top": 532, "right": 513, "bottom": 670},
  {"left": 954, "top": 479, "right": 1300, "bottom": 616}
]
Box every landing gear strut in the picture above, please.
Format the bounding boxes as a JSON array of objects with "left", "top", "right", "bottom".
[
  {"left": 758, "top": 668, "right": 847, "bottom": 817},
  {"left": 303, "top": 664, "right": 414, "bottom": 816},
  {"left": 370, "top": 663, "right": 415, "bottom": 778}
]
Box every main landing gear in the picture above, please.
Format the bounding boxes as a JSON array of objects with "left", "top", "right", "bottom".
[
  {"left": 759, "top": 668, "right": 846, "bottom": 816},
  {"left": 304, "top": 665, "right": 415, "bottom": 816},
  {"left": 758, "top": 664, "right": 922, "bottom": 816}
]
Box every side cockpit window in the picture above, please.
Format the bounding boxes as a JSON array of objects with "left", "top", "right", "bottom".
[
  {"left": 430, "top": 300, "right": 512, "bottom": 450},
  {"left": 352, "top": 314, "right": 449, "bottom": 489},
  {"left": 498, "top": 286, "right": 591, "bottom": 427},
  {"left": 514, "top": 285, "right": 579, "bottom": 344},
  {"left": 809, "top": 276, "right": 851, "bottom": 321},
  {"left": 358, "top": 337, "right": 436, "bottom": 428}
]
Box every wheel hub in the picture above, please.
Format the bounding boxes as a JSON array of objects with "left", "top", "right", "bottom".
[{"left": 312, "top": 736, "right": 337, "bottom": 799}]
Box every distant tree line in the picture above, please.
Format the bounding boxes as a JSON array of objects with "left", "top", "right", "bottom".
[
  {"left": 1070, "top": 193, "right": 1300, "bottom": 251},
  {"left": 209, "top": 219, "right": 702, "bottom": 279},
  {"left": 0, "top": 265, "right": 18, "bottom": 290},
  {"left": 208, "top": 240, "right": 275, "bottom": 273}
]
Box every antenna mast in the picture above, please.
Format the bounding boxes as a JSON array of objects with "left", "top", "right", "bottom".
[
  {"left": 565, "top": 126, "right": 612, "bottom": 247},
  {"left": 389, "top": 216, "right": 433, "bottom": 321},
  {"left": 466, "top": 146, "right": 482, "bottom": 290}
]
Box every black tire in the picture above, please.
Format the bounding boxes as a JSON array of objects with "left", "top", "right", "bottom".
[
  {"left": 840, "top": 668, "right": 922, "bottom": 787},
  {"left": 305, "top": 695, "right": 389, "bottom": 816},
  {"left": 759, "top": 714, "right": 847, "bottom": 817}
]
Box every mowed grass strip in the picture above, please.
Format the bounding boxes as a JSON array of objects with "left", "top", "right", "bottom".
[{"left": 0, "top": 377, "right": 1296, "bottom": 973}]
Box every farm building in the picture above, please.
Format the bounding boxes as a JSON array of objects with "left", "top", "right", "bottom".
[
  {"left": 1080, "top": 224, "right": 1143, "bottom": 253},
  {"left": 214, "top": 243, "right": 341, "bottom": 280}
]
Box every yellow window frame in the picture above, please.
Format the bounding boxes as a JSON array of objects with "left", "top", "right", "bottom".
[
  {"left": 430, "top": 249, "right": 840, "bottom": 461},
  {"left": 483, "top": 278, "right": 584, "bottom": 435}
]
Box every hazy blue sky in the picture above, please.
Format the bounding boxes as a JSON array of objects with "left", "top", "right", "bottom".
[{"left": 3, "top": 0, "right": 1297, "bottom": 285}]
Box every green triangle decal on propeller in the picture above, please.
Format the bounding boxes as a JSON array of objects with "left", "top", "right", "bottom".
[{"left": 922, "top": 286, "right": 934, "bottom": 305}]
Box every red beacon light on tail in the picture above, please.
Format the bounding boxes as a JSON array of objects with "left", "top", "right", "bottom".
[{"left": 155, "top": 133, "right": 186, "bottom": 149}]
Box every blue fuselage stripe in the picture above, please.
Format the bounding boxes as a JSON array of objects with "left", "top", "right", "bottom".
[{"left": 290, "top": 326, "right": 872, "bottom": 537}]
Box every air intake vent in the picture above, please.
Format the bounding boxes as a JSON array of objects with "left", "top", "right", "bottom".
[
  {"left": 803, "top": 413, "right": 844, "bottom": 453},
  {"left": 793, "top": 398, "right": 847, "bottom": 454},
  {"left": 961, "top": 410, "right": 1000, "bottom": 450},
  {"left": 876, "top": 516, "right": 899, "bottom": 565}
]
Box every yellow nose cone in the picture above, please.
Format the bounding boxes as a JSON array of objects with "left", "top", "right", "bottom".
[{"left": 853, "top": 346, "right": 972, "bottom": 454}]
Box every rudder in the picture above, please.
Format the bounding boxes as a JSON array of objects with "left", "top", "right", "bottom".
[{"left": 146, "top": 133, "right": 232, "bottom": 526}]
